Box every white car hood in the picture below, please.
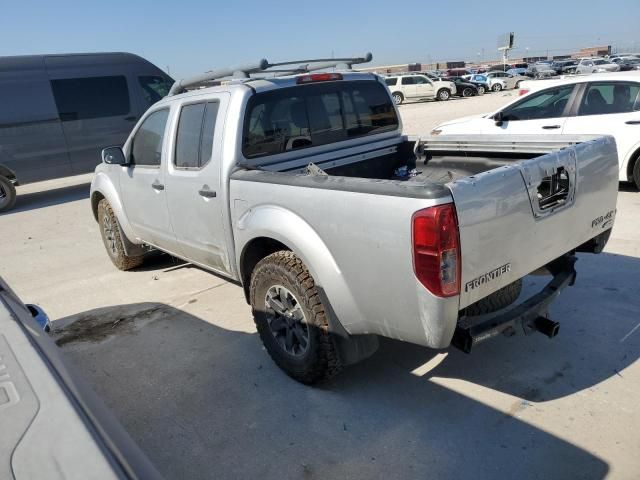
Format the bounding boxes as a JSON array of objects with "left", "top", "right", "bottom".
[{"left": 437, "top": 112, "right": 489, "bottom": 128}]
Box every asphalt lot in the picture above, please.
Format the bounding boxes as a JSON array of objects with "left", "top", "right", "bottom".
[{"left": 1, "top": 91, "right": 639, "bottom": 479}]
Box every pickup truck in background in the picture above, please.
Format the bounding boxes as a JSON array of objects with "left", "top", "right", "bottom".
[{"left": 90, "top": 60, "right": 618, "bottom": 384}]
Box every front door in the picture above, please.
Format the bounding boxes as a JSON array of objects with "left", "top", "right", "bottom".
[
  {"left": 485, "top": 84, "right": 576, "bottom": 134},
  {"left": 164, "top": 94, "right": 231, "bottom": 274},
  {"left": 48, "top": 73, "right": 140, "bottom": 175},
  {"left": 119, "top": 108, "right": 177, "bottom": 250}
]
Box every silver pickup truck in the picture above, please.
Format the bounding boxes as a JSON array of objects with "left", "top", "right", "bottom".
[{"left": 90, "top": 60, "right": 618, "bottom": 384}]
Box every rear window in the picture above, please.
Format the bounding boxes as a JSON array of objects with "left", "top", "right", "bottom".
[{"left": 242, "top": 80, "right": 398, "bottom": 159}]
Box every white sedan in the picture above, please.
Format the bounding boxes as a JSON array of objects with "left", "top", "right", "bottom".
[{"left": 431, "top": 72, "right": 640, "bottom": 188}]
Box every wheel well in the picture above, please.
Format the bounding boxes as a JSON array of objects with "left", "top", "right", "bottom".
[
  {"left": 91, "top": 192, "right": 105, "bottom": 221},
  {"left": 0, "top": 164, "right": 16, "bottom": 182},
  {"left": 626, "top": 146, "right": 640, "bottom": 181},
  {"left": 240, "top": 237, "right": 290, "bottom": 301}
]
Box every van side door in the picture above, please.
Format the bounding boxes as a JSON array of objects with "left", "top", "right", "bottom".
[
  {"left": 164, "top": 93, "right": 231, "bottom": 274},
  {"left": 0, "top": 57, "right": 71, "bottom": 184},
  {"left": 45, "top": 57, "right": 139, "bottom": 176}
]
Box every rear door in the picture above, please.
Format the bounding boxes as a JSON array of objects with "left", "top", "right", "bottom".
[
  {"left": 562, "top": 81, "right": 640, "bottom": 177},
  {"left": 400, "top": 76, "right": 418, "bottom": 98},
  {"left": 484, "top": 84, "right": 577, "bottom": 134},
  {"left": 414, "top": 76, "right": 435, "bottom": 99},
  {"left": 46, "top": 57, "right": 139, "bottom": 175},
  {"left": 447, "top": 136, "right": 619, "bottom": 309},
  {"left": 164, "top": 94, "right": 231, "bottom": 274}
]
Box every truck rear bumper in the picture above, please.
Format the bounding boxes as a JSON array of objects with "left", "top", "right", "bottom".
[{"left": 451, "top": 254, "right": 577, "bottom": 353}]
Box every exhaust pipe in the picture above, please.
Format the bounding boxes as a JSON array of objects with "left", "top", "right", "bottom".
[{"left": 531, "top": 316, "right": 560, "bottom": 338}]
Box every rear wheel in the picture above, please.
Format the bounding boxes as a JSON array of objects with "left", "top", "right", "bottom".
[
  {"left": 633, "top": 157, "right": 640, "bottom": 190},
  {"left": 515, "top": 80, "right": 522, "bottom": 89},
  {"left": 492, "top": 83, "right": 503, "bottom": 92},
  {"left": 0, "top": 175, "right": 17, "bottom": 213},
  {"left": 464, "top": 279, "right": 523, "bottom": 316},
  {"left": 462, "top": 87, "right": 474, "bottom": 97},
  {"left": 437, "top": 88, "right": 451, "bottom": 101},
  {"left": 97, "top": 199, "right": 145, "bottom": 270},
  {"left": 250, "top": 251, "right": 341, "bottom": 384},
  {"left": 392, "top": 92, "right": 404, "bottom": 105}
]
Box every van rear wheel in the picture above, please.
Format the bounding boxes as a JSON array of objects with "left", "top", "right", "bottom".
[
  {"left": 97, "top": 199, "right": 145, "bottom": 271},
  {"left": 0, "top": 176, "right": 17, "bottom": 213}
]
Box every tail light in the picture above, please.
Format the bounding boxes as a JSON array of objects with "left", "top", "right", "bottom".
[
  {"left": 297, "top": 73, "right": 343, "bottom": 84},
  {"left": 412, "top": 204, "right": 461, "bottom": 297},
  {"left": 519, "top": 88, "right": 530, "bottom": 96}
]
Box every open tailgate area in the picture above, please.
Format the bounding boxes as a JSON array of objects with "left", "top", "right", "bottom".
[{"left": 443, "top": 135, "right": 619, "bottom": 309}]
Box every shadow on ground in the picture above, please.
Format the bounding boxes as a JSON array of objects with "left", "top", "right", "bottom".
[
  {"left": 52, "top": 251, "right": 640, "bottom": 480},
  {"left": 2, "top": 182, "right": 90, "bottom": 215}
]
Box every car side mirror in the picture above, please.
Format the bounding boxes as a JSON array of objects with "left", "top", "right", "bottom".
[
  {"left": 102, "top": 146, "right": 128, "bottom": 165},
  {"left": 494, "top": 112, "right": 505, "bottom": 126}
]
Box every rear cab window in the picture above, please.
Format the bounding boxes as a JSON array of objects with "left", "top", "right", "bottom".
[
  {"left": 174, "top": 101, "right": 219, "bottom": 168},
  {"left": 242, "top": 80, "right": 399, "bottom": 159}
]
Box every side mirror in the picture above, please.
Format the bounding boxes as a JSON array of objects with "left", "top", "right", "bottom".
[
  {"left": 494, "top": 111, "right": 505, "bottom": 126},
  {"left": 102, "top": 146, "right": 128, "bottom": 165}
]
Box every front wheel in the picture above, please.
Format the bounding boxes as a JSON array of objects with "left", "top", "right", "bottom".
[
  {"left": 392, "top": 92, "right": 404, "bottom": 105},
  {"left": 477, "top": 85, "right": 486, "bottom": 95},
  {"left": 462, "top": 87, "right": 474, "bottom": 97},
  {"left": 97, "top": 199, "right": 145, "bottom": 270},
  {"left": 250, "top": 251, "right": 341, "bottom": 384},
  {"left": 515, "top": 80, "right": 522, "bottom": 89},
  {"left": 0, "top": 175, "right": 17, "bottom": 213},
  {"left": 633, "top": 157, "right": 640, "bottom": 190},
  {"left": 437, "top": 89, "right": 451, "bottom": 101},
  {"left": 492, "top": 83, "right": 503, "bottom": 92}
]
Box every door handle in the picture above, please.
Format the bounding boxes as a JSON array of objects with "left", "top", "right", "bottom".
[
  {"left": 542, "top": 125, "right": 561, "bottom": 130},
  {"left": 151, "top": 183, "right": 165, "bottom": 191},
  {"left": 198, "top": 189, "right": 217, "bottom": 198},
  {"left": 625, "top": 120, "right": 640, "bottom": 125}
]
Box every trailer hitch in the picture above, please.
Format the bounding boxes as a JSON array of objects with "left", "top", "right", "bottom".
[{"left": 452, "top": 255, "right": 576, "bottom": 354}]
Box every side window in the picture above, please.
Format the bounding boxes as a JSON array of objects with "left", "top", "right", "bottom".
[
  {"left": 50, "top": 76, "right": 130, "bottom": 121},
  {"left": 501, "top": 85, "right": 575, "bottom": 121},
  {"left": 579, "top": 83, "right": 640, "bottom": 116},
  {"left": 130, "top": 109, "right": 169, "bottom": 166},
  {"left": 401, "top": 77, "right": 416, "bottom": 85},
  {"left": 138, "top": 76, "right": 174, "bottom": 107},
  {"left": 174, "top": 101, "right": 220, "bottom": 169},
  {"left": 384, "top": 77, "right": 397, "bottom": 86},
  {"left": 414, "top": 76, "right": 430, "bottom": 84}
]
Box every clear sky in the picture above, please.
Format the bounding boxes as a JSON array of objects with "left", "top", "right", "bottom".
[{"left": 2, "top": 0, "right": 639, "bottom": 78}]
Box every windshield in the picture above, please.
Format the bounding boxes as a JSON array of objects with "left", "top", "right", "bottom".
[{"left": 242, "top": 80, "right": 399, "bottom": 159}]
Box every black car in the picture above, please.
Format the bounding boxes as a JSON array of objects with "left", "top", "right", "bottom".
[
  {"left": 551, "top": 59, "right": 578, "bottom": 74},
  {"left": 445, "top": 76, "right": 486, "bottom": 95},
  {"left": 618, "top": 58, "right": 640, "bottom": 71}
]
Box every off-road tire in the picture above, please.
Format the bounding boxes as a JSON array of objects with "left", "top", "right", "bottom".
[
  {"left": 392, "top": 92, "right": 404, "bottom": 105},
  {"left": 437, "top": 88, "right": 451, "bottom": 101},
  {"left": 250, "top": 251, "right": 341, "bottom": 384},
  {"left": 464, "top": 279, "right": 523, "bottom": 316},
  {"left": 97, "top": 199, "right": 145, "bottom": 271},
  {"left": 0, "top": 175, "right": 17, "bottom": 213},
  {"left": 633, "top": 156, "right": 640, "bottom": 190}
]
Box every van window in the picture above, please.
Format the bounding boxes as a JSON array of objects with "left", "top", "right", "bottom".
[
  {"left": 174, "top": 101, "right": 219, "bottom": 168},
  {"left": 0, "top": 78, "right": 57, "bottom": 125},
  {"left": 242, "top": 81, "right": 398, "bottom": 159},
  {"left": 50, "top": 75, "right": 130, "bottom": 121},
  {"left": 131, "top": 109, "right": 169, "bottom": 166},
  {"left": 139, "top": 76, "right": 173, "bottom": 106}
]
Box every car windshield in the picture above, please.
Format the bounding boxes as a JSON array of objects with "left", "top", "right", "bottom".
[{"left": 594, "top": 60, "right": 609, "bottom": 65}]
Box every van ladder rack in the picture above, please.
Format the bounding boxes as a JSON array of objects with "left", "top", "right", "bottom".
[{"left": 167, "top": 53, "right": 373, "bottom": 96}]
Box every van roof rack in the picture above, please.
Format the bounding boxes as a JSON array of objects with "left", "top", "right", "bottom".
[{"left": 168, "top": 53, "right": 373, "bottom": 96}]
